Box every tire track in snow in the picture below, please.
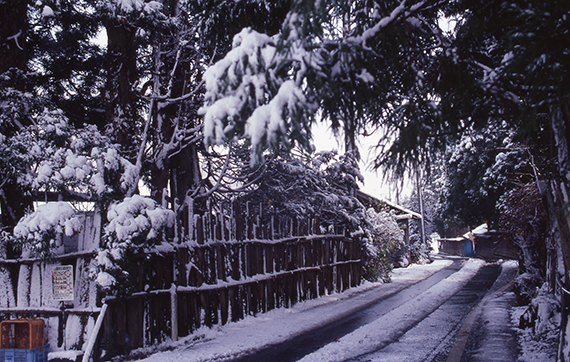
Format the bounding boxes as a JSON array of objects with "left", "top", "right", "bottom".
[{"left": 297, "top": 259, "right": 485, "bottom": 362}]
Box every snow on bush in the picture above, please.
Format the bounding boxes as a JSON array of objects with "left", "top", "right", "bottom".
[
  {"left": 100, "top": 0, "right": 163, "bottom": 15},
  {"left": 13, "top": 202, "right": 82, "bottom": 257},
  {"left": 515, "top": 284, "right": 560, "bottom": 361},
  {"left": 105, "top": 195, "right": 175, "bottom": 243},
  {"left": 7, "top": 111, "right": 138, "bottom": 200},
  {"left": 240, "top": 150, "right": 365, "bottom": 228},
  {"left": 362, "top": 208, "right": 405, "bottom": 282},
  {"left": 498, "top": 183, "right": 548, "bottom": 305},
  {"left": 96, "top": 195, "right": 175, "bottom": 295}
]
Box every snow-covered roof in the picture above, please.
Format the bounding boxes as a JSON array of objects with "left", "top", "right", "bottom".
[
  {"left": 356, "top": 191, "right": 422, "bottom": 220},
  {"left": 471, "top": 223, "right": 488, "bottom": 235},
  {"left": 462, "top": 223, "right": 488, "bottom": 239}
]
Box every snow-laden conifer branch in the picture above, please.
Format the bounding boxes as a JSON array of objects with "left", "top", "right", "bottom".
[{"left": 200, "top": 26, "right": 317, "bottom": 165}]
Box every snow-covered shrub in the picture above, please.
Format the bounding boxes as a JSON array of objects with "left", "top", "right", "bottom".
[
  {"left": 240, "top": 150, "right": 365, "bottom": 229},
  {"left": 2, "top": 106, "right": 137, "bottom": 206},
  {"left": 362, "top": 208, "right": 404, "bottom": 282},
  {"left": 95, "top": 195, "right": 175, "bottom": 295},
  {"left": 13, "top": 202, "right": 82, "bottom": 258},
  {"left": 104, "top": 195, "right": 175, "bottom": 243},
  {"left": 0, "top": 231, "right": 11, "bottom": 259},
  {"left": 530, "top": 285, "right": 561, "bottom": 335},
  {"left": 516, "top": 284, "right": 561, "bottom": 360},
  {"left": 514, "top": 272, "right": 544, "bottom": 306},
  {"left": 407, "top": 231, "right": 432, "bottom": 265}
]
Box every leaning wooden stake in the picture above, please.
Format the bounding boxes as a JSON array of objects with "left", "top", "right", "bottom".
[{"left": 82, "top": 302, "right": 109, "bottom": 362}]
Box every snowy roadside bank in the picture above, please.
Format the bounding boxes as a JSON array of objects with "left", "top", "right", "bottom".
[{"left": 124, "top": 257, "right": 458, "bottom": 362}]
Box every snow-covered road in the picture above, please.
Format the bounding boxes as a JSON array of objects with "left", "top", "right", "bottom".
[{"left": 127, "top": 256, "right": 519, "bottom": 362}]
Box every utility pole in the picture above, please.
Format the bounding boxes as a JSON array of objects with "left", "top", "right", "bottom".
[{"left": 416, "top": 164, "right": 427, "bottom": 248}]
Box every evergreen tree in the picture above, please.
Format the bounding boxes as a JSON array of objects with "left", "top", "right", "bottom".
[{"left": 1, "top": 1, "right": 33, "bottom": 230}]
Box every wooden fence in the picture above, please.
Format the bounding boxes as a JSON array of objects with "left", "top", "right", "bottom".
[
  {"left": 99, "top": 201, "right": 362, "bottom": 358},
  {"left": 0, "top": 201, "right": 362, "bottom": 359}
]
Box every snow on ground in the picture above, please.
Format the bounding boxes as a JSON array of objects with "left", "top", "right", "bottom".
[
  {"left": 124, "top": 257, "right": 556, "bottom": 362},
  {"left": 133, "top": 258, "right": 458, "bottom": 362},
  {"left": 296, "top": 258, "right": 484, "bottom": 362}
]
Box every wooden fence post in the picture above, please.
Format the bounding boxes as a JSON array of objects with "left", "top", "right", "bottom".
[{"left": 170, "top": 284, "right": 178, "bottom": 342}]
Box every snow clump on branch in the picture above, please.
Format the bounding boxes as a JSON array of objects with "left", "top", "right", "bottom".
[
  {"left": 104, "top": 195, "right": 175, "bottom": 243},
  {"left": 13, "top": 202, "right": 82, "bottom": 257}
]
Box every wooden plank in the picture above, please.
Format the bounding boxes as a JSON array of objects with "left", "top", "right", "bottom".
[
  {"left": 233, "top": 200, "right": 243, "bottom": 241},
  {"left": 274, "top": 244, "right": 282, "bottom": 273},
  {"left": 211, "top": 290, "right": 219, "bottom": 326},
  {"left": 200, "top": 291, "right": 211, "bottom": 327},
  {"left": 267, "top": 277, "right": 275, "bottom": 311},
  {"left": 178, "top": 293, "right": 190, "bottom": 337},
  {"left": 216, "top": 245, "right": 226, "bottom": 282},
  {"left": 309, "top": 270, "right": 318, "bottom": 299},
  {"left": 265, "top": 244, "right": 273, "bottom": 274},
  {"left": 324, "top": 238, "right": 331, "bottom": 265},
  {"left": 190, "top": 292, "right": 201, "bottom": 331},
  {"left": 216, "top": 212, "right": 222, "bottom": 240},
  {"left": 246, "top": 202, "right": 253, "bottom": 240},
  {"left": 297, "top": 242, "right": 303, "bottom": 269},
  {"left": 229, "top": 286, "right": 242, "bottom": 322},
  {"left": 126, "top": 298, "right": 143, "bottom": 349},
  {"left": 196, "top": 215, "right": 204, "bottom": 244},
  {"left": 114, "top": 301, "right": 127, "bottom": 355},
  {"left": 195, "top": 247, "right": 204, "bottom": 287},
  {"left": 230, "top": 244, "right": 240, "bottom": 281},
  {"left": 290, "top": 273, "right": 298, "bottom": 306},
  {"left": 256, "top": 243, "right": 263, "bottom": 275},
  {"left": 188, "top": 249, "right": 199, "bottom": 287},
  {"left": 219, "top": 287, "right": 229, "bottom": 325},
  {"left": 149, "top": 295, "right": 159, "bottom": 345},
  {"left": 259, "top": 280, "right": 267, "bottom": 313},
  {"left": 103, "top": 302, "right": 114, "bottom": 356},
  {"left": 176, "top": 247, "right": 188, "bottom": 287},
  {"left": 305, "top": 240, "right": 313, "bottom": 268},
  {"left": 248, "top": 283, "right": 257, "bottom": 316},
  {"left": 208, "top": 247, "right": 216, "bottom": 283},
  {"left": 318, "top": 265, "right": 325, "bottom": 297},
  {"left": 289, "top": 243, "right": 296, "bottom": 271}
]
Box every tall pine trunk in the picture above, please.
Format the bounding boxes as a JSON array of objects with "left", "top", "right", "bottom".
[{"left": 104, "top": 17, "right": 138, "bottom": 159}]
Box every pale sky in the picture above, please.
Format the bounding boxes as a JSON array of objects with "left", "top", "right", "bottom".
[{"left": 312, "top": 122, "right": 412, "bottom": 204}]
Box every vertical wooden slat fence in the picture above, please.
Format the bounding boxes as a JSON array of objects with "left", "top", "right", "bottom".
[{"left": 101, "top": 202, "right": 362, "bottom": 358}]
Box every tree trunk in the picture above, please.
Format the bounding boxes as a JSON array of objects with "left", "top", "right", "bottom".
[
  {"left": 104, "top": 17, "right": 138, "bottom": 158},
  {"left": 549, "top": 105, "right": 570, "bottom": 362},
  {"left": 149, "top": 1, "right": 202, "bottom": 215}
]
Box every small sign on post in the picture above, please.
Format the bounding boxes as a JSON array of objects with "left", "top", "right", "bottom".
[{"left": 52, "top": 265, "right": 74, "bottom": 301}]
